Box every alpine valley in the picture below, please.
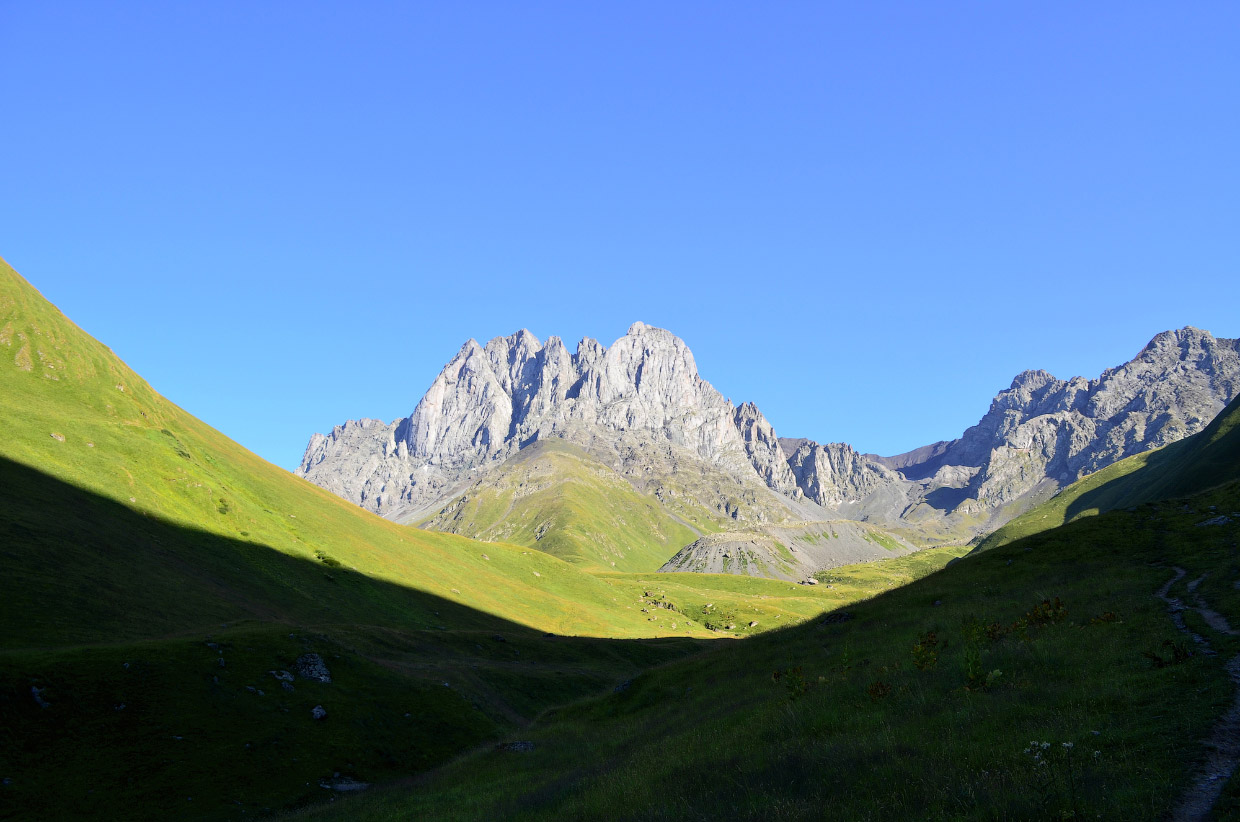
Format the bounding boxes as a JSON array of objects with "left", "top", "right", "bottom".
[{"left": 5, "top": 256, "right": 1240, "bottom": 821}]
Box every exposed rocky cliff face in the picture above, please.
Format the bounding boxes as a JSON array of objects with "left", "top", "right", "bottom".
[
  {"left": 298, "top": 322, "right": 806, "bottom": 525},
  {"left": 781, "top": 440, "right": 904, "bottom": 508},
  {"left": 735, "top": 402, "right": 799, "bottom": 497}
]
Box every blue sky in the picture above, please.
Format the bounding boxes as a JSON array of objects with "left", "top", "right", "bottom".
[{"left": 3, "top": 2, "right": 1238, "bottom": 470}]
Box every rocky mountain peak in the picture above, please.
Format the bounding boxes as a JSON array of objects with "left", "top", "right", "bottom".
[
  {"left": 1008, "top": 369, "right": 1056, "bottom": 390},
  {"left": 298, "top": 323, "right": 797, "bottom": 522}
]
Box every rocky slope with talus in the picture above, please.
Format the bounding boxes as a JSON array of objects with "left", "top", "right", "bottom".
[{"left": 658, "top": 521, "right": 919, "bottom": 582}]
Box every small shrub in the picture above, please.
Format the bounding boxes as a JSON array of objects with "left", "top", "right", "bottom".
[
  {"left": 911, "top": 631, "right": 939, "bottom": 670},
  {"left": 1089, "top": 611, "right": 1119, "bottom": 625},
  {"left": 314, "top": 550, "right": 343, "bottom": 569},
  {"left": 772, "top": 666, "right": 808, "bottom": 700},
  {"left": 1021, "top": 597, "right": 1068, "bottom": 628},
  {"left": 866, "top": 680, "right": 890, "bottom": 701},
  {"left": 966, "top": 598, "right": 1069, "bottom": 647},
  {"left": 1144, "top": 639, "right": 1194, "bottom": 668},
  {"left": 962, "top": 640, "right": 984, "bottom": 689}
]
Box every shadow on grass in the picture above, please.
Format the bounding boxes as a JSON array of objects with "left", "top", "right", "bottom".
[
  {"left": 1, "top": 453, "right": 539, "bottom": 646},
  {"left": 0, "top": 455, "right": 712, "bottom": 821}
]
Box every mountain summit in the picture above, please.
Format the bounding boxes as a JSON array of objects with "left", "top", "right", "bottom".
[{"left": 298, "top": 322, "right": 804, "bottom": 526}]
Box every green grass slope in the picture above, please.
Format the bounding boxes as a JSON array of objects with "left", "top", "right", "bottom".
[
  {"left": 978, "top": 393, "right": 1240, "bottom": 551},
  {"left": 293, "top": 479, "right": 1240, "bottom": 821},
  {"left": 418, "top": 438, "right": 700, "bottom": 572}
]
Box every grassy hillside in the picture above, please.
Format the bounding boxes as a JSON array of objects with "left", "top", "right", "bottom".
[
  {"left": 292, "top": 479, "right": 1240, "bottom": 821},
  {"left": 418, "top": 438, "right": 701, "bottom": 572},
  {"left": 977, "top": 393, "right": 1240, "bottom": 552},
  {"left": 583, "top": 547, "right": 968, "bottom": 639}
]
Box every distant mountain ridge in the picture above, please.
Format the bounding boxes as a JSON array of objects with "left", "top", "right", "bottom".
[
  {"left": 299, "top": 323, "right": 1240, "bottom": 572},
  {"left": 786, "top": 327, "right": 1240, "bottom": 533}
]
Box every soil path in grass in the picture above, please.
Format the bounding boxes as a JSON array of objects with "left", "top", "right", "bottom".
[{"left": 1157, "top": 567, "right": 1240, "bottom": 822}]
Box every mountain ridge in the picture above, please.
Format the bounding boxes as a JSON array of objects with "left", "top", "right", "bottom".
[{"left": 299, "top": 322, "right": 1239, "bottom": 574}]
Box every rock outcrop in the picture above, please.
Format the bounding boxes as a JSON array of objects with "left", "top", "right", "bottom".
[{"left": 734, "top": 402, "right": 799, "bottom": 497}]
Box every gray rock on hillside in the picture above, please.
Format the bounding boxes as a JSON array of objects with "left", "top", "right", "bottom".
[
  {"left": 781, "top": 440, "right": 904, "bottom": 508},
  {"left": 659, "top": 521, "right": 920, "bottom": 582}
]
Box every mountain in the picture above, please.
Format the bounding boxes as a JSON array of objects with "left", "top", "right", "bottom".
[
  {"left": 0, "top": 260, "right": 741, "bottom": 818},
  {"left": 976, "top": 391, "right": 1240, "bottom": 551},
  {"left": 8, "top": 256, "right": 1240, "bottom": 820},
  {"left": 778, "top": 327, "right": 1240, "bottom": 537},
  {"left": 295, "top": 418, "right": 1240, "bottom": 821},
  {"left": 298, "top": 322, "right": 820, "bottom": 531},
  {"left": 302, "top": 324, "right": 1238, "bottom": 578},
  {"left": 6, "top": 257, "right": 901, "bottom": 821},
  {"left": 0, "top": 263, "right": 694, "bottom": 643}
]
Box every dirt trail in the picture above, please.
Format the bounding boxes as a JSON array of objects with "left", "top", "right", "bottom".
[{"left": 1157, "top": 567, "right": 1240, "bottom": 822}]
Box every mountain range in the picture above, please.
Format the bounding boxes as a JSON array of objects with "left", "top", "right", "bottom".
[{"left": 299, "top": 322, "right": 1240, "bottom": 578}]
